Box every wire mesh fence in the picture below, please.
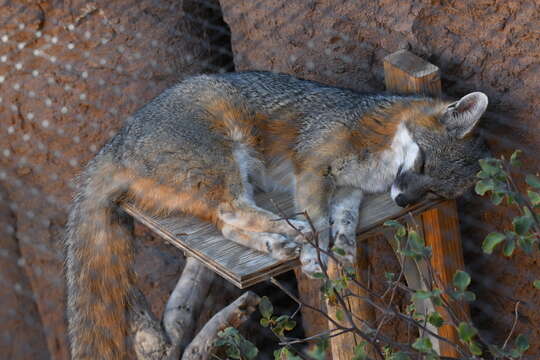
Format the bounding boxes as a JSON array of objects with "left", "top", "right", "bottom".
[{"left": 0, "top": 0, "right": 538, "bottom": 359}]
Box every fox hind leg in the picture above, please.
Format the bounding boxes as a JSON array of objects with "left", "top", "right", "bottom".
[
  {"left": 220, "top": 144, "right": 308, "bottom": 236},
  {"left": 218, "top": 201, "right": 308, "bottom": 236},
  {"left": 220, "top": 224, "right": 300, "bottom": 260}
]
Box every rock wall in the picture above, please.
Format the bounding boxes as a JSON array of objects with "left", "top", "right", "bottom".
[
  {"left": 0, "top": 1, "right": 232, "bottom": 358},
  {"left": 219, "top": 0, "right": 540, "bottom": 352},
  {"left": 1, "top": 0, "right": 539, "bottom": 358}
]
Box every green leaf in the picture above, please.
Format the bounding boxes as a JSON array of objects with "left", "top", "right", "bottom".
[
  {"left": 453, "top": 270, "right": 471, "bottom": 292},
  {"left": 526, "top": 174, "right": 540, "bottom": 189},
  {"left": 259, "top": 296, "right": 273, "bottom": 319},
  {"left": 518, "top": 235, "right": 535, "bottom": 254},
  {"left": 427, "top": 312, "right": 444, "bottom": 327},
  {"left": 412, "top": 290, "right": 432, "bottom": 301},
  {"left": 389, "top": 352, "right": 411, "bottom": 360},
  {"left": 491, "top": 191, "right": 505, "bottom": 205},
  {"left": 352, "top": 342, "right": 368, "bottom": 360},
  {"left": 469, "top": 341, "right": 483, "bottom": 356},
  {"left": 533, "top": 280, "right": 540, "bottom": 289},
  {"left": 336, "top": 309, "right": 345, "bottom": 322},
  {"left": 332, "top": 246, "right": 346, "bottom": 256},
  {"left": 307, "top": 337, "right": 329, "bottom": 360},
  {"left": 463, "top": 291, "right": 477, "bottom": 302},
  {"left": 384, "top": 220, "right": 401, "bottom": 227},
  {"left": 260, "top": 318, "right": 270, "bottom": 327},
  {"left": 312, "top": 272, "right": 325, "bottom": 279},
  {"left": 510, "top": 150, "right": 522, "bottom": 167},
  {"left": 412, "top": 336, "right": 433, "bottom": 353},
  {"left": 408, "top": 230, "right": 425, "bottom": 248},
  {"left": 274, "top": 347, "right": 301, "bottom": 360},
  {"left": 482, "top": 232, "right": 506, "bottom": 254},
  {"left": 432, "top": 295, "right": 443, "bottom": 307},
  {"left": 476, "top": 170, "right": 489, "bottom": 179},
  {"left": 475, "top": 179, "right": 494, "bottom": 196},
  {"left": 513, "top": 215, "right": 534, "bottom": 235},
  {"left": 385, "top": 272, "right": 395, "bottom": 281},
  {"left": 479, "top": 159, "right": 500, "bottom": 176},
  {"left": 515, "top": 334, "right": 530, "bottom": 353},
  {"left": 527, "top": 190, "right": 540, "bottom": 206},
  {"left": 284, "top": 319, "right": 296, "bottom": 331},
  {"left": 238, "top": 338, "right": 259, "bottom": 360},
  {"left": 226, "top": 345, "right": 241, "bottom": 359},
  {"left": 503, "top": 237, "right": 516, "bottom": 257},
  {"left": 457, "top": 322, "right": 477, "bottom": 342}
]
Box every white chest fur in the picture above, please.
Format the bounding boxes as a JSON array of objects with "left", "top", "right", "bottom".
[{"left": 335, "top": 123, "right": 420, "bottom": 194}]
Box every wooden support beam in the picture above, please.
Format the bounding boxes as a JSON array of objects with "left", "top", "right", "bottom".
[
  {"left": 421, "top": 200, "right": 469, "bottom": 358},
  {"left": 326, "top": 239, "right": 376, "bottom": 359},
  {"left": 384, "top": 50, "right": 468, "bottom": 359},
  {"left": 383, "top": 49, "right": 442, "bottom": 96}
]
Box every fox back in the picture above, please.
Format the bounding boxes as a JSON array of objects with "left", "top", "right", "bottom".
[{"left": 65, "top": 71, "right": 488, "bottom": 359}]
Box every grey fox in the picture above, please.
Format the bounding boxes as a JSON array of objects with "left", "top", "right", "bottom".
[{"left": 65, "top": 71, "right": 488, "bottom": 358}]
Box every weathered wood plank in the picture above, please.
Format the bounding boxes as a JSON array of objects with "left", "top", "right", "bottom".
[{"left": 121, "top": 189, "right": 439, "bottom": 289}]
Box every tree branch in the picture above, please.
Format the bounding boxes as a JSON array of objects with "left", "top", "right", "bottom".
[
  {"left": 164, "top": 257, "right": 216, "bottom": 359},
  {"left": 181, "top": 291, "right": 261, "bottom": 360}
]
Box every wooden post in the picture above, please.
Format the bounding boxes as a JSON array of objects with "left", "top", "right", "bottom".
[
  {"left": 383, "top": 49, "right": 442, "bottom": 96},
  {"left": 326, "top": 238, "right": 376, "bottom": 359},
  {"left": 421, "top": 200, "right": 469, "bottom": 357},
  {"left": 384, "top": 50, "right": 468, "bottom": 358}
]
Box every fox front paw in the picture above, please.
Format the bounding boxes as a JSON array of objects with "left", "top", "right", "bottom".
[
  {"left": 300, "top": 244, "right": 328, "bottom": 278},
  {"left": 263, "top": 233, "right": 301, "bottom": 260},
  {"left": 331, "top": 214, "right": 357, "bottom": 266}
]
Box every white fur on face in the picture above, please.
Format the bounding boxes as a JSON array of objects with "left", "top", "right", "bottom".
[
  {"left": 389, "top": 123, "right": 419, "bottom": 201},
  {"left": 333, "top": 122, "right": 419, "bottom": 193},
  {"left": 390, "top": 183, "right": 401, "bottom": 201}
]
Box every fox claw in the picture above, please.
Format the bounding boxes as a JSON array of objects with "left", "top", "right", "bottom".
[
  {"left": 300, "top": 243, "right": 328, "bottom": 278},
  {"left": 264, "top": 234, "right": 301, "bottom": 260}
]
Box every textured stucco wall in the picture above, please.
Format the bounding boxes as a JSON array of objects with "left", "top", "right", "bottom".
[
  {"left": 219, "top": 0, "right": 540, "bottom": 352},
  {"left": 0, "top": 1, "right": 231, "bottom": 358}
]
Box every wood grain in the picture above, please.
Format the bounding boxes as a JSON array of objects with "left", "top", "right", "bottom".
[
  {"left": 384, "top": 49, "right": 467, "bottom": 359},
  {"left": 326, "top": 238, "right": 376, "bottom": 359},
  {"left": 384, "top": 49, "right": 442, "bottom": 96},
  {"left": 122, "top": 191, "right": 439, "bottom": 289},
  {"left": 421, "top": 200, "right": 469, "bottom": 358}
]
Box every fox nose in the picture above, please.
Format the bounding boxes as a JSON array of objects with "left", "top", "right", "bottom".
[{"left": 395, "top": 194, "right": 409, "bottom": 207}]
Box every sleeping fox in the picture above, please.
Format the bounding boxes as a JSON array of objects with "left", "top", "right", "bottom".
[{"left": 65, "top": 71, "right": 488, "bottom": 359}]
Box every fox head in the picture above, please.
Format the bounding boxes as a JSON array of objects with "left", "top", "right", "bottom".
[{"left": 391, "top": 92, "right": 490, "bottom": 207}]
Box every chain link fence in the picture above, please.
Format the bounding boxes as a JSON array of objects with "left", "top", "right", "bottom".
[{"left": 0, "top": 0, "right": 538, "bottom": 359}]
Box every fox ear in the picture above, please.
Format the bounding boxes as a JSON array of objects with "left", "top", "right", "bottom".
[{"left": 441, "top": 92, "right": 488, "bottom": 138}]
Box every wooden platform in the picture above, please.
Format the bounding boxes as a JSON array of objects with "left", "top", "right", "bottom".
[{"left": 121, "top": 191, "right": 441, "bottom": 288}]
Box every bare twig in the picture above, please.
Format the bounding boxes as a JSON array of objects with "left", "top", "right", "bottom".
[{"left": 502, "top": 301, "right": 521, "bottom": 350}]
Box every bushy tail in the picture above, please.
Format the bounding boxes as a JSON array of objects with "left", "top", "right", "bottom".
[{"left": 65, "top": 152, "right": 134, "bottom": 359}]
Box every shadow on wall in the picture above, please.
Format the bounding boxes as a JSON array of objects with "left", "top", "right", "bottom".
[
  {"left": 0, "top": 0, "right": 539, "bottom": 358},
  {"left": 218, "top": 0, "right": 540, "bottom": 352},
  {"left": 0, "top": 0, "right": 233, "bottom": 358}
]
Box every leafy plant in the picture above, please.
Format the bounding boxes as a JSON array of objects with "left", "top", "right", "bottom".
[
  {"left": 216, "top": 151, "right": 537, "bottom": 360},
  {"left": 214, "top": 327, "right": 258, "bottom": 360},
  {"left": 475, "top": 150, "right": 540, "bottom": 261}
]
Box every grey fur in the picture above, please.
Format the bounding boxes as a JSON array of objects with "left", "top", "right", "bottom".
[{"left": 65, "top": 71, "right": 488, "bottom": 358}]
